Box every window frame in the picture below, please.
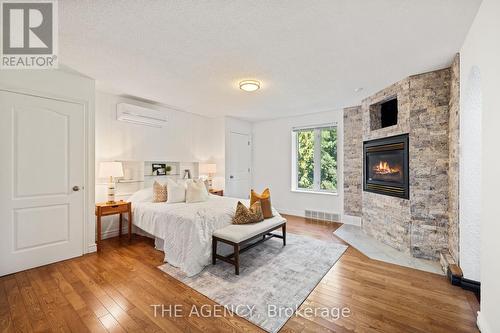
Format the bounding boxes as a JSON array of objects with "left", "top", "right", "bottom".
[{"left": 291, "top": 124, "right": 338, "bottom": 195}]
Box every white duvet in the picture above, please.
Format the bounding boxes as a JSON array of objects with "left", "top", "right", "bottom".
[{"left": 130, "top": 192, "right": 281, "bottom": 276}]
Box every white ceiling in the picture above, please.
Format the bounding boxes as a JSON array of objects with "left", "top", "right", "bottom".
[{"left": 60, "top": 0, "right": 481, "bottom": 121}]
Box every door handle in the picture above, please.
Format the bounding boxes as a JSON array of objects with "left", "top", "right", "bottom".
[
  {"left": 72, "top": 186, "right": 80, "bottom": 192},
  {"left": 229, "top": 175, "right": 234, "bottom": 179}
]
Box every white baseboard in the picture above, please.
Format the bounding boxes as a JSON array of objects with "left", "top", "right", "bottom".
[
  {"left": 276, "top": 208, "right": 306, "bottom": 217},
  {"left": 85, "top": 227, "right": 146, "bottom": 254},
  {"left": 101, "top": 226, "right": 131, "bottom": 240},
  {"left": 277, "top": 208, "right": 342, "bottom": 222},
  {"left": 341, "top": 214, "right": 362, "bottom": 227},
  {"left": 87, "top": 243, "right": 97, "bottom": 253},
  {"left": 477, "top": 311, "right": 491, "bottom": 333}
]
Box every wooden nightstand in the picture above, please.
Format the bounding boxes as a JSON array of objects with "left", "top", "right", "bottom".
[
  {"left": 209, "top": 189, "right": 224, "bottom": 196},
  {"left": 95, "top": 201, "right": 132, "bottom": 251}
]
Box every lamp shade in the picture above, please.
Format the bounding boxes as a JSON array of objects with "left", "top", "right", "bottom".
[
  {"left": 99, "top": 161, "right": 124, "bottom": 178},
  {"left": 199, "top": 163, "right": 217, "bottom": 174}
]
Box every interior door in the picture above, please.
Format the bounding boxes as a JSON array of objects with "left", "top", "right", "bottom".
[
  {"left": 0, "top": 91, "right": 85, "bottom": 276},
  {"left": 227, "top": 131, "right": 251, "bottom": 198}
]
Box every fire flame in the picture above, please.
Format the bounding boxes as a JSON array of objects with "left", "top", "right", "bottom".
[{"left": 373, "top": 161, "right": 400, "bottom": 175}]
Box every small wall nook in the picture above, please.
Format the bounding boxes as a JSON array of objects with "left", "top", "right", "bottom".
[{"left": 370, "top": 97, "right": 398, "bottom": 130}]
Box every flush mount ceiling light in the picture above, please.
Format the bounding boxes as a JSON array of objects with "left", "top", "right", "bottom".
[{"left": 239, "top": 80, "right": 261, "bottom": 92}]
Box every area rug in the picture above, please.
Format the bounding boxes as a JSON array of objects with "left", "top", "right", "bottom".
[{"left": 158, "top": 233, "right": 348, "bottom": 332}]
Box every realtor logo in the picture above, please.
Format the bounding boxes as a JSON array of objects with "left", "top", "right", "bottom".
[{"left": 1, "top": 0, "right": 58, "bottom": 69}]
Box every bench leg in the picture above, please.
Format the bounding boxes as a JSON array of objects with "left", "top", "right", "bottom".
[
  {"left": 282, "top": 224, "right": 286, "bottom": 246},
  {"left": 234, "top": 243, "right": 240, "bottom": 275},
  {"left": 212, "top": 237, "right": 217, "bottom": 265}
]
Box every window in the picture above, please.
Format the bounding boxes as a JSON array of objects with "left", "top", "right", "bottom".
[{"left": 292, "top": 125, "right": 337, "bottom": 193}]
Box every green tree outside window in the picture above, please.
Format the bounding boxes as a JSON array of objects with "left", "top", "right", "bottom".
[
  {"left": 295, "top": 126, "right": 337, "bottom": 192},
  {"left": 297, "top": 130, "right": 314, "bottom": 189}
]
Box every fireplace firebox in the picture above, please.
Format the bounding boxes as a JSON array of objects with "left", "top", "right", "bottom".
[{"left": 363, "top": 134, "right": 409, "bottom": 199}]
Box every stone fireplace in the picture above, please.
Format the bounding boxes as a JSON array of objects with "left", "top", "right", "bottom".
[
  {"left": 343, "top": 56, "right": 460, "bottom": 262},
  {"left": 364, "top": 134, "right": 409, "bottom": 199}
]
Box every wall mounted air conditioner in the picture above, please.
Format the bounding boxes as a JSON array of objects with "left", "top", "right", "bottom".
[{"left": 116, "top": 103, "right": 167, "bottom": 127}]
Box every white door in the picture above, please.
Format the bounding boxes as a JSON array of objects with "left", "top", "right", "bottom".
[
  {"left": 0, "top": 91, "right": 85, "bottom": 276},
  {"left": 227, "top": 131, "right": 251, "bottom": 198}
]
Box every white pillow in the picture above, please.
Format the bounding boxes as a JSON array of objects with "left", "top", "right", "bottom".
[
  {"left": 186, "top": 180, "right": 209, "bottom": 203},
  {"left": 190, "top": 178, "right": 210, "bottom": 191},
  {"left": 128, "top": 187, "right": 153, "bottom": 203},
  {"left": 166, "top": 179, "right": 186, "bottom": 203}
]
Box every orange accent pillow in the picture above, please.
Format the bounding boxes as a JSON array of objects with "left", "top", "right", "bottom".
[{"left": 250, "top": 188, "right": 273, "bottom": 219}]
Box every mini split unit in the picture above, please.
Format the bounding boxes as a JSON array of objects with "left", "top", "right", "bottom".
[{"left": 116, "top": 103, "right": 168, "bottom": 127}]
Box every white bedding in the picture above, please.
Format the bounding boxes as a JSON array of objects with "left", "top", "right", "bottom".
[{"left": 130, "top": 193, "right": 283, "bottom": 276}]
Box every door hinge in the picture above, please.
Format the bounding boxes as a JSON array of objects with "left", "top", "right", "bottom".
[{"left": 248, "top": 141, "right": 250, "bottom": 146}]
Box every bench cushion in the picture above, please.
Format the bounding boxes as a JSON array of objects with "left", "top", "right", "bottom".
[{"left": 213, "top": 216, "right": 286, "bottom": 243}]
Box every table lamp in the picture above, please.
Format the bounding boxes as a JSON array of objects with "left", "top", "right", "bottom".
[
  {"left": 199, "top": 163, "right": 216, "bottom": 189},
  {"left": 99, "top": 161, "right": 124, "bottom": 203}
]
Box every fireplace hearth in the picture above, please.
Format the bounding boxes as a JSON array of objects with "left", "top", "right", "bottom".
[{"left": 363, "top": 134, "right": 409, "bottom": 199}]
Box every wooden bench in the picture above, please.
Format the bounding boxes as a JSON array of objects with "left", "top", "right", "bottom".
[{"left": 212, "top": 217, "right": 286, "bottom": 275}]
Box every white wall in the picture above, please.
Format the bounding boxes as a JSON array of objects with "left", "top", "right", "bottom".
[
  {"left": 459, "top": 64, "right": 481, "bottom": 282},
  {"left": 95, "top": 91, "right": 224, "bottom": 237},
  {"left": 96, "top": 91, "right": 220, "bottom": 163},
  {"left": 460, "top": 0, "right": 500, "bottom": 331},
  {"left": 252, "top": 110, "right": 343, "bottom": 217}
]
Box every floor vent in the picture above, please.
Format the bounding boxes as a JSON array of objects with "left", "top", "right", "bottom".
[{"left": 304, "top": 210, "right": 340, "bottom": 222}]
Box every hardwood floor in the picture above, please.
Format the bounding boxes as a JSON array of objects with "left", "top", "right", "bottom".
[{"left": 1, "top": 215, "right": 479, "bottom": 333}]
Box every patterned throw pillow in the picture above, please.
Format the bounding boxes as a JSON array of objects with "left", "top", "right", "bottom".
[
  {"left": 250, "top": 188, "right": 274, "bottom": 219},
  {"left": 232, "top": 201, "right": 264, "bottom": 224},
  {"left": 152, "top": 181, "right": 167, "bottom": 202}
]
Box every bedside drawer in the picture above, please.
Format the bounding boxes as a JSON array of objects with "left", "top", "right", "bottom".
[{"left": 97, "top": 203, "right": 129, "bottom": 216}]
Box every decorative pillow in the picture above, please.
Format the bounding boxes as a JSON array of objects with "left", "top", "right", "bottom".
[
  {"left": 152, "top": 181, "right": 167, "bottom": 202},
  {"left": 188, "top": 178, "right": 210, "bottom": 191},
  {"left": 166, "top": 179, "right": 186, "bottom": 203},
  {"left": 186, "top": 180, "right": 209, "bottom": 203},
  {"left": 232, "top": 201, "right": 264, "bottom": 224},
  {"left": 250, "top": 188, "right": 273, "bottom": 219}
]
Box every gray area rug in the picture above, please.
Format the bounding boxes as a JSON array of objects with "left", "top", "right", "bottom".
[{"left": 158, "top": 233, "right": 348, "bottom": 332}]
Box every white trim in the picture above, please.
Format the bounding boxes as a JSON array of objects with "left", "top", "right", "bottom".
[
  {"left": 277, "top": 208, "right": 342, "bottom": 223},
  {"left": 290, "top": 189, "right": 338, "bottom": 196},
  {"left": 477, "top": 311, "right": 491, "bottom": 333},
  {"left": 341, "top": 214, "right": 362, "bottom": 227},
  {"left": 277, "top": 208, "right": 307, "bottom": 217},
  {"left": 87, "top": 244, "right": 97, "bottom": 253},
  {"left": 292, "top": 122, "right": 337, "bottom": 131},
  {"left": 313, "top": 129, "right": 321, "bottom": 189},
  {"left": 101, "top": 226, "right": 131, "bottom": 240}
]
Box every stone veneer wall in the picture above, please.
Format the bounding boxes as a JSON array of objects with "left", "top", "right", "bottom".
[
  {"left": 361, "top": 79, "right": 412, "bottom": 252},
  {"left": 343, "top": 106, "right": 363, "bottom": 217},
  {"left": 344, "top": 67, "right": 455, "bottom": 260},
  {"left": 448, "top": 54, "right": 460, "bottom": 262},
  {"left": 408, "top": 68, "right": 451, "bottom": 260}
]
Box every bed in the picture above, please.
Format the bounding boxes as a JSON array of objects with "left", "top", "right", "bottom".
[{"left": 128, "top": 189, "right": 284, "bottom": 276}]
